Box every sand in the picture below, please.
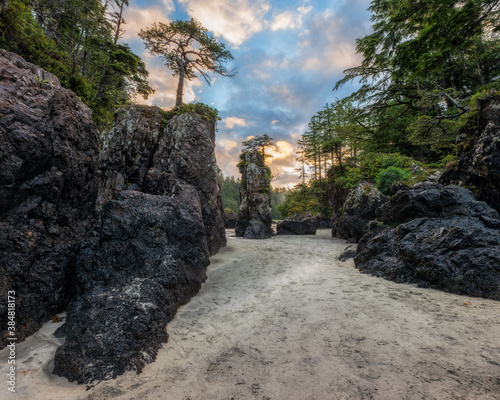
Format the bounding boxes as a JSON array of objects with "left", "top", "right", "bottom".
[{"left": 1, "top": 229, "right": 500, "bottom": 400}]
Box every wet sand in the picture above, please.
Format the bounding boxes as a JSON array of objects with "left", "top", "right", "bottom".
[{"left": 1, "top": 229, "right": 500, "bottom": 399}]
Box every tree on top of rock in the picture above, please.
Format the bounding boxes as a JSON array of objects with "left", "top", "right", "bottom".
[
  {"left": 139, "top": 18, "right": 235, "bottom": 106},
  {"left": 242, "top": 134, "right": 275, "bottom": 161}
]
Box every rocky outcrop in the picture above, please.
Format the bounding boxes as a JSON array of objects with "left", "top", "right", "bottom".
[
  {"left": 0, "top": 50, "right": 100, "bottom": 345},
  {"left": 440, "top": 95, "right": 500, "bottom": 213},
  {"left": 235, "top": 151, "right": 272, "bottom": 239},
  {"left": 52, "top": 106, "right": 225, "bottom": 384},
  {"left": 53, "top": 187, "right": 210, "bottom": 384},
  {"left": 276, "top": 218, "right": 317, "bottom": 235},
  {"left": 98, "top": 106, "right": 226, "bottom": 255},
  {"left": 355, "top": 184, "right": 500, "bottom": 300},
  {"left": 326, "top": 173, "right": 349, "bottom": 224},
  {"left": 332, "top": 182, "right": 388, "bottom": 242},
  {"left": 0, "top": 51, "right": 226, "bottom": 383},
  {"left": 224, "top": 208, "right": 238, "bottom": 229}
]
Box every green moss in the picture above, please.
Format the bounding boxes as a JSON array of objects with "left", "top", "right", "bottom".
[{"left": 162, "top": 102, "right": 220, "bottom": 125}]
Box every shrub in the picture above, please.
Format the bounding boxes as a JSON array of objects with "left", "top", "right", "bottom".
[{"left": 376, "top": 166, "right": 410, "bottom": 195}]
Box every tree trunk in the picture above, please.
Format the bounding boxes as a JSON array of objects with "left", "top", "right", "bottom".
[
  {"left": 176, "top": 65, "right": 185, "bottom": 106},
  {"left": 113, "top": 1, "right": 125, "bottom": 45}
]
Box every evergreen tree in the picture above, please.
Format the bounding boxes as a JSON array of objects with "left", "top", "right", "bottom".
[
  {"left": 139, "top": 18, "right": 235, "bottom": 106},
  {"left": 241, "top": 134, "right": 275, "bottom": 161}
]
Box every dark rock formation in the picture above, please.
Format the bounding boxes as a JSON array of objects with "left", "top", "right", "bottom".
[
  {"left": 276, "top": 218, "right": 317, "bottom": 235},
  {"left": 355, "top": 184, "right": 500, "bottom": 300},
  {"left": 315, "top": 216, "right": 333, "bottom": 229},
  {"left": 0, "top": 51, "right": 226, "bottom": 383},
  {"left": 235, "top": 151, "right": 272, "bottom": 239},
  {"left": 440, "top": 95, "right": 500, "bottom": 213},
  {"left": 338, "top": 246, "right": 357, "bottom": 262},
  {"left": 0, "top": 50, "right": 100, "bottom": 345},
  {"left": 326, "top": 173, "right": 349, "bottom": 224},
  {"left": 332, "top": 182, "right": 388, "bottom": 242},
  {"left": 224, "top": 208, "right": 238, "bottom": 229},
  {"left": 375, "top": 182, "right": 495, "bottom": 224},
  {"left": 53, "top": 187, "right": 210, "bottom": 384},
  {"left": 52, "top": 106, "right": 226, "bottom": 384},
  {"left": 165, "top": 113, "right": 226, "bottom": 254},
  {"left": 98, "top": 106, "right": 226, "bottom": 255}
]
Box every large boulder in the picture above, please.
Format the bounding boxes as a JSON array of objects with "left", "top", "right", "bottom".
[
  {"left": 332, "top": 182, "right": 388, "bottom": 242},
  {"left": 276, "top": 218, "right": 317, "bottom": 235},
  {"left": 53, "top": 187, "right": 210, "bottom": 384},
  {"left": 355, "top": 184, "right": 500, "bottom": 300},
  {"left": 98, "top": 106, "right": 226, "bottom": 255},
  {"left": 52, "top": 107, "right": 226, "bottom": 384},
  {"left": 0, "top": 50, "right": 100, "bottom": 345},
  {"left": 440, "top": 95, "right": 500, "bottom": 213},
  {"left": 165, "top": 113, "right": 226, "bottom": 254},
  {"left": 235, "top": 151, "right": 273, "bottom": 239}
]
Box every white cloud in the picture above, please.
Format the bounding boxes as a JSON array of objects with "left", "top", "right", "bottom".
[
  {"left": 223, "top": 116, "right": 249, "bottom": 129},
  {"left": 178, "top": 0, "right": 270, "bottom": 46},
  {"left": 297, "top": 7, "right": 370, "bottom": 73},
  {"left": 297, "top": 5, "right": 312, "bottom": 15},
  {"left": 271, "top": 11, "right": 297, "bottom": 31},
  {"left": 270, "top": 4, "right": 313, "bottom": 32},
  {"left": 121, "top": 6, "right": 171, "bottom": 41}
]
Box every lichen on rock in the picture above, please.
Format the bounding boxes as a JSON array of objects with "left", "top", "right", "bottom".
[
  {"left": 235, "top": 151, "right": 273, "bottom": 239},
  {"left": 0, "top": 50, "right": 227, "bottom": 385},
  {"left": 331, "top": 182, "right": 388, "bottom": 242}
]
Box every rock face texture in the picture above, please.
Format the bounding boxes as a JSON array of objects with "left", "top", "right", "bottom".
[
  {"left": 98, "top": 106, "right": 226, "bottom": 255},
  {"left": 0, "top": 51, "right": 226, "bottom": 384},
  {"left": 355, "top": 183, "right": 500, "bottom": 300},
  {"left": 440, "top": 95, "right": 500, "bottom": 213},
  {"left": 276, "top": 218, "right": 317, "bottom": 235},
  {"left": 53, "top": 188, "right": 210, "bottom": 384},
  {"left": 332, "top": 182, "right": 388, "bottom": 242},
  {"left": 235, "top": 151, "right": 273, "bottom": 239},
  {"left": 0, "top": 50, "right": 100, "bottom": 345},
  {"left": 52, "top": 106, "right": 225, "bottom": 384}
]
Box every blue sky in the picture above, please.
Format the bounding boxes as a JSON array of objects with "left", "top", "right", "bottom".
[{"left": 122, "top": 0, "right": 373, "bottom": 187}]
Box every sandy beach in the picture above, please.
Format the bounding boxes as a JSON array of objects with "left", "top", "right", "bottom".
[{"left": 2, "top": 229, "right": 500, "bottom": 399}]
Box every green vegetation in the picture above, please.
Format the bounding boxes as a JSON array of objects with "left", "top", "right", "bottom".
[
  {"left": 277, "top": 181, "right": 331, "bottom": 219},
  {"left": 375, "top": 167, "right": 410, "bottom": 195},
  {"left": 221, "top": 176, "right": 240, "bottom": 213},
  {"left": 242, "top": 134, "right": 275, "bottom": 160},
  {"left": 164, "top": 102, "right": 220, "bottom": 124},
  {"left": 286, "top": 0, "right": 500, "bottom": 215},
  {"left": 139, "top": 18, "right": 235, "bottom": 106},
  {"left": 0, "top": 2, "right": 228, "bottom": 129},
  {"left": 0, "top": 0, "right": 154, "bottom": 129}
]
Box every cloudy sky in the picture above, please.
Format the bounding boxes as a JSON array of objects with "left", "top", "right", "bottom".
[{"left": 123, "top": 0, "right": 373, "bottom": 187}]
